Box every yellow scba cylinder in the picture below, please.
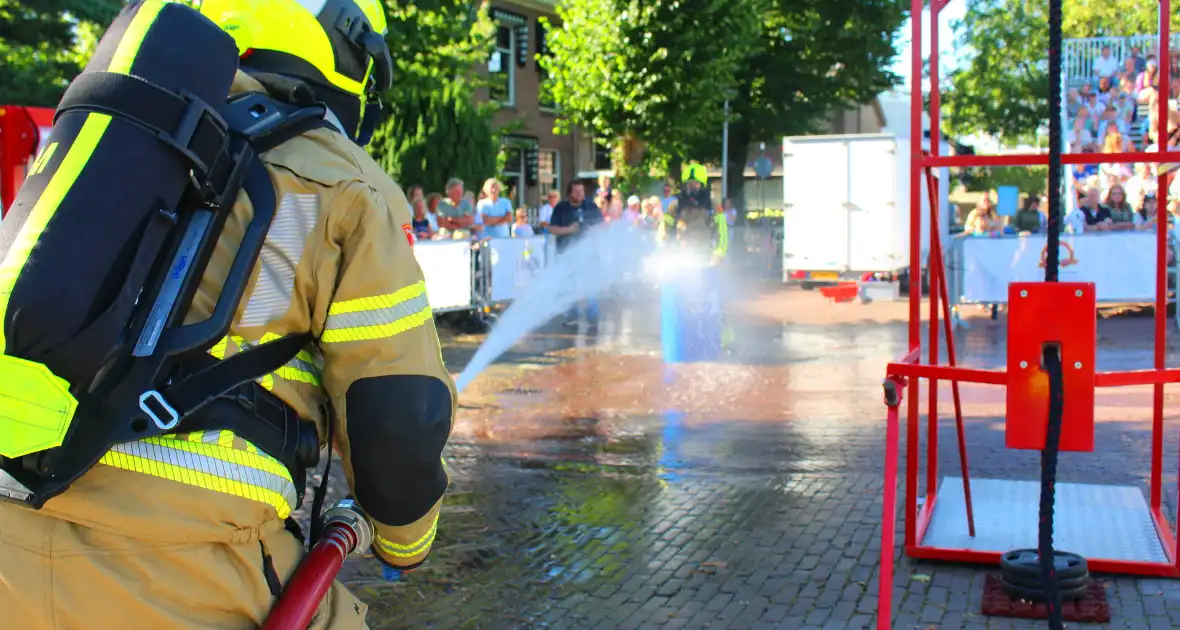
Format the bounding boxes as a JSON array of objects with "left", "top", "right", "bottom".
[{"left": 0, "top": 354, "right": 77, "bottom": 459}]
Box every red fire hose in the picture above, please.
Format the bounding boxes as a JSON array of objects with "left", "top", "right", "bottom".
[{"left": 263, "top": 500, "right": 373, "bottom": 630}]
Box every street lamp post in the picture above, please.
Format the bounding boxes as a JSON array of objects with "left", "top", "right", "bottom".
[
  {"left": 721, "top": 89, "right": 739, "bottom": 203},
  {"left": 722, "top": 97, "right": 730, "bottom": 202}
]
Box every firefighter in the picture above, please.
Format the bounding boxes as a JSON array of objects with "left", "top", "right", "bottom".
[
  {"left": 660, "top": 162, "right": 729, "bottom": 264},
  {"left": 659, "top": 163, "right": 733, "bottom": 352},
  {"left": 0, "top": 1, "right": 455, "bottom": 629}
]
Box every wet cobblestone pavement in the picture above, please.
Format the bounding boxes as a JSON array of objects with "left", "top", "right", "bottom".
[{"left": 299, "top": 283, "right": 1180, "bottom": 629}]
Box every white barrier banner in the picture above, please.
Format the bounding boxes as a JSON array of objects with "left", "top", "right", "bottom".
[
  {"left": 413, "top": 240, "right": 472, "bottom": 311},
  {"left": 961, "top": 232, "right": 1157, "bottom": 303},
  {"left": 489, "top": 237, "right": 547, "bottom": 302}
]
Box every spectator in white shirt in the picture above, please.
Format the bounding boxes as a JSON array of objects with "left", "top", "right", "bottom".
[
  {"left": 621, "top": 195, "right": 641, "bottom": 226},
  {"left": 476, "top": 178, "right": 513, "bottom": 238},
  {"left": 538, "top": 189, "right": 559, "bottom": 233},
  {"left": 511, "top": 209, "right": 535, "bottom": 237},
  {"left": 1063, "top": 204, "right": 1087, "bottom": 234},
  {"left": 1092, "top": 45, "right": 1120, "bottom": 81}
]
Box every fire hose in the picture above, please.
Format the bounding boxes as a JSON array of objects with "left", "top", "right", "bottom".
[{"left": 262, "top": 499, "right": 373, "bottom": 630}]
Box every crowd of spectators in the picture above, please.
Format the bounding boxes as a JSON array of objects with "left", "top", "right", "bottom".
[
  {"left": 965, "top": 42, "right": 1180, "bottom": 237},
  {"left": 403, "top": 174, "right": 738, "bottom": 244}
]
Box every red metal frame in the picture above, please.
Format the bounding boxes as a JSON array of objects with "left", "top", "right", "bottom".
[
  {"left": 879, "top": 3, "right": 1180, "bottom": 627},
  {"left": 0, "top": 105, "right": 54, "bottom": 216}
]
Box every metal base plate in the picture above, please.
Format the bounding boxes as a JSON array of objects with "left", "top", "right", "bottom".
[{"left": 922, "top": 478, "right": 1167, "bottom": 563}]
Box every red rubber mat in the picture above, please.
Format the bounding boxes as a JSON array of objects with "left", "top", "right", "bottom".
[{"left": 980, "top": 574, "right": 1110, "bottom": 623}]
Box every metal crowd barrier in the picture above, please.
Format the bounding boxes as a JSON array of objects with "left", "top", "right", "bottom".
[
  {"left": 944, "top": 231, "right": 1180, "bottom": 328},
  {"left": 415, "top": 223, "right": 775, "bottom": 318},
  {"left": 412, "top": 235, "right": 554, "bottom": 317}
]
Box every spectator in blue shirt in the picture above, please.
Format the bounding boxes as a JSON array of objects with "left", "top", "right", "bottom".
[{"left": 477, "top": 178, "right": 513, "bottom": 238}]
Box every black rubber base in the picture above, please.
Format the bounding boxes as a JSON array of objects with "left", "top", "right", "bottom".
[{"left": 999, "top": 549, "right": 1091, "bottom": 603}]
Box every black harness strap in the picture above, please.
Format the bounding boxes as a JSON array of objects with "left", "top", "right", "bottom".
[
  {"left": 162, "top": 332, "right": 313, "bottom": 418},
  {"left": 58, "top": 72, "right": 230, "bottom": 185}
]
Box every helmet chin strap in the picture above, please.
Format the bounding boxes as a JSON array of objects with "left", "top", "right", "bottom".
[{"left": 356, "top": 99, "right": 384, "bottom": 147}]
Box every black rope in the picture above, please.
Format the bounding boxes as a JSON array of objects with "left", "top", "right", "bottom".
[
  {"left": 1039, "top": 0, "right": 1065, "bottom": 626},
  {"left": 1045, "top": 0, "right": 1063, "bottom": 280},
  {"left": 1038, "top": 348, "right": 1065, "bottom": 629}
]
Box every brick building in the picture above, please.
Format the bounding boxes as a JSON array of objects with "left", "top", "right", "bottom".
[{"left": 480, "top": 0, "right": 599, "bottom": 209}]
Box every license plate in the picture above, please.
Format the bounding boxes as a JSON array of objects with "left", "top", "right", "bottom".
[{"left": 809, "top": 271, "right": 839, "bottom": 281}]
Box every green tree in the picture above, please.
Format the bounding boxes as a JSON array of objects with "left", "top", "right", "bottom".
[
  {"left": 369, "top": 84, "right": 499, "bottom": 193},
  {"left": 942, "top": 0, "right": 1048, "bottom": 141},
  {"left": 368, "top": 0, "right": 500, "bottom": 190},
  {"left": 715, "top": 0, "right": 907, "bottom": 209},
  {"left": 1061, "top": 0, "right": 1176, "bottom": 39},
  {"left": 380, "top": 0, "right": 494, "bottom": 96},
  {"left": 944, "top": 0, "right": 1178, "bottom": 140},
  {"left": 539, "top": 0, "right": 763, "bottom": 190},
  {"left": 0, "top": 0, "right": 122, "bottom": 106}
]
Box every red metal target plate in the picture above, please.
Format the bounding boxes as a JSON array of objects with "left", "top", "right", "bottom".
[{"left": 1005, "top": 282, "right": 1096, "bottom": 453}]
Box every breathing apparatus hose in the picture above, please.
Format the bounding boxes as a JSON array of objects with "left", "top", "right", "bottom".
[{"left": 1039, "top": 0, "right": 1065, "bottom": 625}]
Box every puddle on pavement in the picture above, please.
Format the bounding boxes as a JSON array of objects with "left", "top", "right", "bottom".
[{"left": 359, "top": 290, "right": 1180, "bottom": 628}]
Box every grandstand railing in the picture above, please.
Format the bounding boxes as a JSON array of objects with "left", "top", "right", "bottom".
[{"left": 1065, "top": 35, "right": 1180, "bottom": 84}]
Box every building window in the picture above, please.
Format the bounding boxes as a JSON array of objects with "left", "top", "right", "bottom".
[
  {"left": 489, "top": 24, "right": 515, "bottom": 106},
  {"left": 501, "top": 146, "right": 524, "bottom": 206},
  {"left": 538, "top": 150, "right": 560, "bottom": 198},
  {"left": 536, "top": 23, "right": 556, "bottom": 111},
  {"left": 593, "top": 140, "right": 612, "bottom": 171}
]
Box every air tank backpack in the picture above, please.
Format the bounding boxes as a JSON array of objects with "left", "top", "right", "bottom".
[{"left": 0, "top": 0, "right": 324, "bottom": 508}]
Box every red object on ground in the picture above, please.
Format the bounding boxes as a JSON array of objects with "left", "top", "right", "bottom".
[
  {"left": 262, "top": 523, "right": 361, "bottom": 630},
  {"left": 818, "top": 282, "right": 858, "bottom": 303},
  {"left": 1, "top": 105, "right": 55, "bottom": 216},
  {"left": 980, "top": 574, "right": 1111, "bottom": 623},
  {"left": 1006, "top": 282, "right": 1097, "bottom": 453}
]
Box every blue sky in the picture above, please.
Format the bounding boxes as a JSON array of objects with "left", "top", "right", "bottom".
[{"left": 890, "top": 3, "right": 968, "bottom": 86}]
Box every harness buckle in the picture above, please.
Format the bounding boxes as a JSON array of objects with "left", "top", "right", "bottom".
[{"left": 139, "top": 390, "right": 181, "bottom": 431}]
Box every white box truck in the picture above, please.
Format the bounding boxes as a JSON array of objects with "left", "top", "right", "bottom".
[{"left": 781, "top": 133, "right": 950, "bottom": 290}]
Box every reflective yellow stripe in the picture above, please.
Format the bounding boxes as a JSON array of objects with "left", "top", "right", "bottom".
[
  {"left": 715, "top": 214, "right": 729, "bottom": 258},
  {"left": 328, "top": 282, "right": 427, "bottom": 316},
  {"left": 107, "top": 0, "right": 166, "bottom": 75},
  {"left": 0, "top": 114, "right": 112, "bottom": 353},
  {"left": 28, "top": 142, "right": 58, "bottom": 177},
  {"left": 99, "top": 433, "right": 296, "bottom": 518},
  {"left": 323, "top": 282, "right": 432, "bottom": 343},
  {"left": 375, "top": 513, "right": 440, "bottom": 559},
  {"left": 209, "top": 337, "right": 230, "bottom": 359}
]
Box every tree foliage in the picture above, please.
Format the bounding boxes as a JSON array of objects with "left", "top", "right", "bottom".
[
  {"left": 968, "top": 165, "right": 1049, "bottom": 195},
  {"left": 368, "top": 0, "right": 500, "bottom": 189},
  {"left": 715, "top": 0, "right": 906, "bottom": 207},
  {"left": 728, "top": 0, "right": 907, "bottom": 148},
  {"left": 945, "top": 0, "right": 1179, "bottom": 141},
  {"left": 1061, "top": 0, "right": 1176, "bottom": 39},
  {"left": 380, "top": 0, "right": 494, "bottom": 96},
  {"left": 943, "top": 0, "right": 1048, "bottom": 140},
  {"left": 369, "top": 84, "right": 498, "bottom": 193},
  {"left": 0, "top": 0, "right": 122, "bottom": 106},
  {"left": 540, "top": 0, "right": 761, "bottom": 163},
  {"left": 542, "top": 0, "right": 906, "bottom": 205}
]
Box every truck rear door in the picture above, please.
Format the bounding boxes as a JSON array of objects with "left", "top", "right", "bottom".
[
  {"left": 782, "top": 138, "right": 849, "bottom": 279},
  {"left": 846, "top": 137, "right": 902, "bottom": 272}
]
